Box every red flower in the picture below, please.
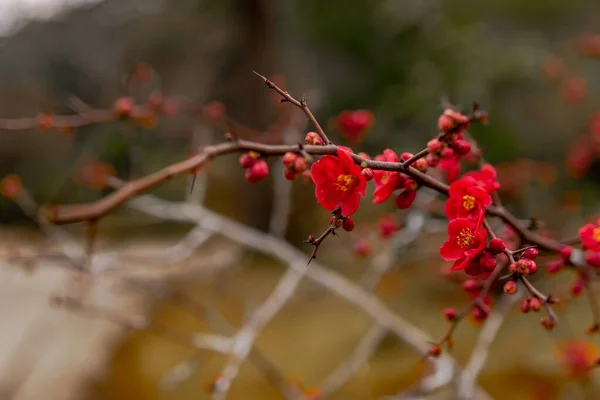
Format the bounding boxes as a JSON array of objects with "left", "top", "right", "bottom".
[
  {"left": 558, "top": 340, "right": 597, "bottom": 380},
  {"left": 311, "top": 148, "right": 366, "bottom": 216},
  {"left": 336, "top": 110, "right": 374, "bottom": 144},
  {"left": 463, "top": 164, "right": 500, "bottom": 193},
  {"left": 438, "top": 158, "right": 460, "bottom": 182},
  {"left": 440, "top": 218, "right": 487, "bottom": 271},
  {"left": 371, "top": 149, "right": 404, "bottom": 204},
  {"left": 444, "top": 179, "right": 491, "bottom": 221},
  {"left": 579, "top": 220, "right": 600, "bottom": 251}
]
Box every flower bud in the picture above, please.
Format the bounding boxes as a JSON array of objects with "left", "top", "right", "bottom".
[
  {"left": 428, "top": 344, "right": 442, "bottom": 358},
  {"left": 479, "top": 252, "right": 497, "bottom": 272},
  {"left": 488, "top": 238, "right": 506, "bottom": 254},
  {"left": 443, "top": 307, "right": 457, "bottom": 321},
  {"left": 426, "top": 153, "right": 439, "bottom": 167},
  {"left": 570, "top": 279, "right": 585, "bottom": 297},
  {"left": 559, "top": 245, "right": 573, "bottom": 261},
  {"left": 520, "top": 300, "right": 530, "bottom": 313},
  {"left": 529, "top": 298, "right": 542, "bottom": 312},
  {"left": 452, "top": 140, "right": 471, "bottom": 155},
  {"left": 353, "top": 239, "right": 372, "bottom": 258},
  {"left": 0, "top": 174, "right": 22, "bottom": 199},
  {"left": 400, "top": 152, "right": 413, "bottom": 162},
  {"left": 239, "top": 153, "right": 258, "bottom": 168},
  {"left": 113, "top": 96, "right": 134, "bottom": 117},
  {"left": 413, "top": 158, "right": 428, "bottom": 173},
  {"left": 361, "top": 168, "right": 374, "bottom": 181},
  {"left": 503, "top": 280, "right": 518, "bottom": 295},
  {"left": 540, "top": 316, "right": 556, "bottom": 331},
  {"left": 282, "top": 152, "right": 297, "bottom": 167},
  {"left": 294, "top": 157, "right": 308, "bottom": 173},
  {"left": 403, "top": 178, "right": 418, "bottom": 192},
  {"left": 244, "top": 160, "right": 269, "bottom": 183},
  {"left": 463, "top": 279, "right": 480, "bottom": 293},
  {"left": 342, "top": 217, "right": 355, "bottom": 232},
  {"left": 427, "top": 138, "right": 442, "bottom": 153},
  {"left": 438, "top": 114, "right": 454, "bottom": 132},
  {"left": 546, "top": 259, "right": 564, "bottom": 274},
  {"left": 523, "top": 248, "right": 539, "bottom": 260},
  {"left": 305, "top": 131, "right": 324, "bottom": 145},
  {"left": 441, "top": 147, "right": 455, "bottom": 160}
]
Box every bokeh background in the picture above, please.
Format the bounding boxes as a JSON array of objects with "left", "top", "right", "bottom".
[{"left": 2, "top": 0, "right": 600, "bottom": 399}]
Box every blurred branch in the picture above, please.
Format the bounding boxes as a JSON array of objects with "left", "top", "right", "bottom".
[
  {"left": 124, "top": 194, "right": 469, "bottom": 395},
  {"left": 322, "top": 200, "right": 429, "bottom": 396},
  {"left": 212, "top": 262, "right": 308, "bottom": 399},
  {"left": 456, "top": 294, "right": 522, "bottom": 400}
]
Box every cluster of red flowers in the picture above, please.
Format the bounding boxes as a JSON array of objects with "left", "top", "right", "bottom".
[{"left": 439, "top": 166, "right": 500, "bottom": 275}]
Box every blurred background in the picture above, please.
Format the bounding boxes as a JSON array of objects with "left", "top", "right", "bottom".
[{"left": 1, "top": 0, "right": 600, "bottom": 399}]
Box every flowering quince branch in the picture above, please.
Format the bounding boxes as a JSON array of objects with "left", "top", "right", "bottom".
[{"left": 4, "top": 71, "right": 600, "bottom": 396}]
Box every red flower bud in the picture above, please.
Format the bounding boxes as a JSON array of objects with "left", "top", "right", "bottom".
[
  {"left": 361, "top": 168, "right": 374, "bottom": 181},
  {"left": 413, "top": 158, "right": 428, "bottom": 173},
  {"left": 540, "top": 316, "right": 556, "bottom": 331},
  {"left": 114, "top": 96, "right": 134, "bottom": 117},
  {"left": 503, "top": 280, "right": 518, "bottom": 295},
  {"left": 527, "top": 261, "right": 538, "bottom": 275},
  {"left": 529, "top": 298, "right": 542, "bottom": 312},
  {"left": 427, "top": 138, "right": 442, "bottom": 153},
  {"left": 443, "top": 307, "right": 456, "bottom": 321},
  {"left": 438, "top": 114, "right": 454, "bottom": 132},
  {"left": 479, "top": 252, "right": 497, "bottom": 272},
  {"left": 559, "top": 245, "right": 573, "bottom": 261},
  {"left": 400, "top": 152, "right": 413, "bottom": 162},
  {"left": 471, "top": 305, "right": 488, "bottom": 321},
  {"left": 426, "top": 153, "right": 439, "bottom": 167},
  {"left": 305, "top": 131, "right": 324, "bottom": 146},
  {"left": 403, "top": 178, "right": 418, "bottom": 192},
  {"left": 282, "top": 152, "right": 297, "bottom": 167},
  {"left": 239, "top": 153, "right": 258, "bottom": 168},
  {"left": 453, "top": 140, "right": 471, "bottom": 155},
  {"left": 353, "top": 239, "right": 372, "bottom": 258},
  {"left": 520, "top": 300, "right": 530, "bottom": 313},
  {"left": 245, "top": 160, "right": 269, "bottom": 183},
  {"left": 294, "top": 157, "right": 308, "bottom": 173},
  {"left": 284, "top": 169, "right": 299, "bottom": 180},
  {"left": 38, "top": 113, "right": 54, "bottom": 131},
  {"left": 570, "top": 279, "right": 585, "bottom": 297},
  {"left": 343, "top": 217, "right": 355, "bottom": 232},
  {"left": 378, "top": 215, "right": 399, "bottom": 238},
  {"left": 0, "top": 174, "right": 22, "bottom": 199},
  {"left": 488, "top": 238, "right": 506, "bottom": 254},
  {"left": 463, "top": 279, "right": 480, "bottom": 293},
  {"left": 523, "top": 248, "right": 539, "bottom": 260},
  {"left": 428, "top": 344, "right": 442, "bottom": 358},
  {"left": 395, "top": 190, "right": 417, "bottom": 209},
  {"left": 546, "top": 259, "right": 564, "bottom": 274},
  {"left": 441, "top": 147, "right": 455, "bottom": 160}
]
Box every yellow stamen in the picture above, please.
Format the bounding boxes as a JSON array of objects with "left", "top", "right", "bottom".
[
  {"left": 457, "top": 228, "right": 475, "bottom": 248},
  {"left": 336, "top": 174, "right": 359, "bottom": 192},
  {"left": 593, "top": 228, "right": 600, "bottom": 243},
  {"left": 462, "top": 195, "right": 476, "bottom": 211}
]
